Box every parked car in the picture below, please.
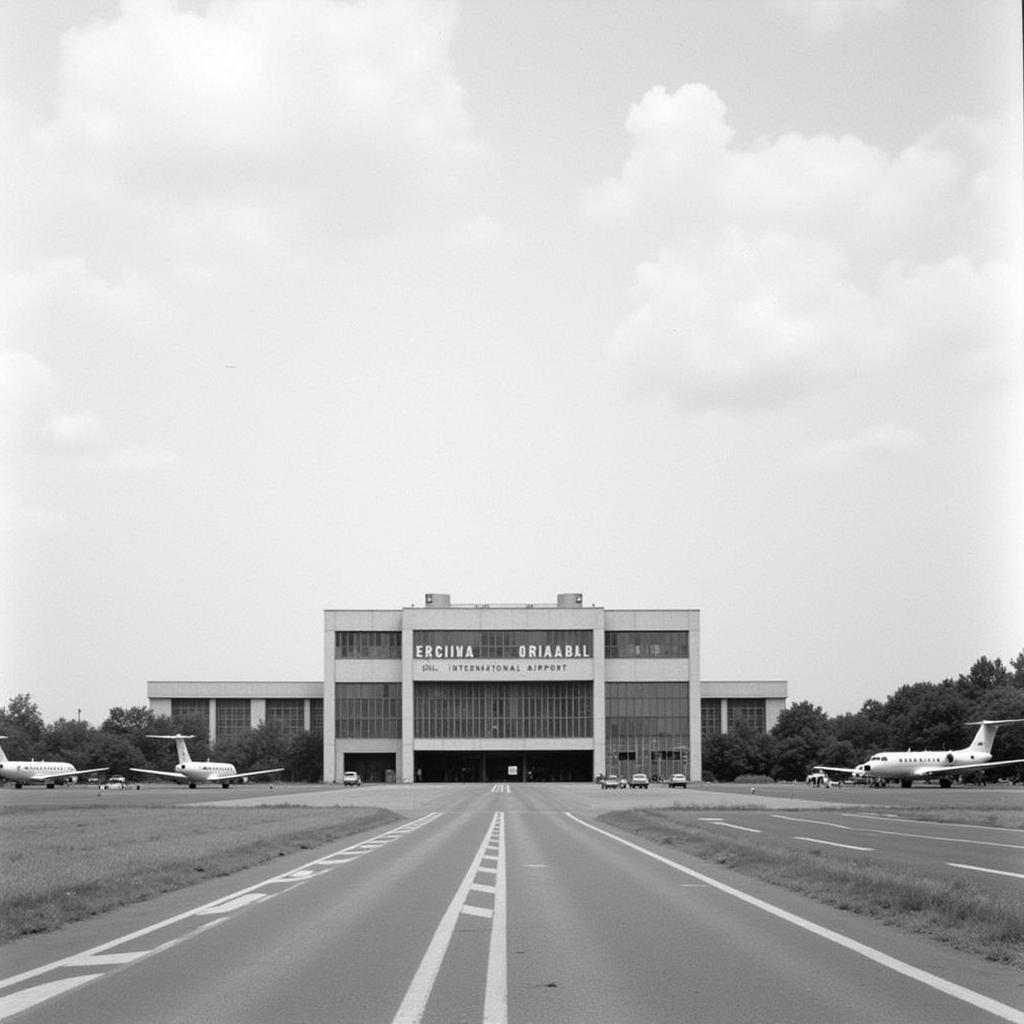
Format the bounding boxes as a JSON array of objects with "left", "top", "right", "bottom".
[
  {"left": 668, "top": 773, "right": 687, "bottom": 788},
  {"left": 342, "top": 771, "right": 361, "bottom": 786},
  {"left": 601, "top": 774, "right": 620, "bottom": 790},
  {"left": 629, "top": 773, "right": 649, "bottom": 789}
]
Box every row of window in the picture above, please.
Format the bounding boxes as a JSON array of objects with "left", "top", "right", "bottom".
[
  {"left": 413, "top": 681, "right": 593, "bottom": 739},
  {"left": 168, "top": 698, "right": 323, "bottom": 740},
  {"left": 335, "top": 631, "right": 402, "bottom": 659},
  {"left": 700, "top": 698, "right": 766, "bottom": 737},
  {"left": 333, "top": 630, "right": 690, "bottom": 660}
]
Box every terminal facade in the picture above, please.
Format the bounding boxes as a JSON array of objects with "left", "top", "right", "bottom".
[{"left": 147, "top": 592, "right": 787, "bottom": 784}]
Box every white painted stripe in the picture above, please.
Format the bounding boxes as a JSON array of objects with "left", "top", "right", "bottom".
[
  {"left": 391, "top": 813, "right": 503, "bottom": 1024},
  {"left": 773, "top": 814, "right": 854, "bottom": 830},
  {"left": 483, "top": 812, "right": 508, "bottom": 1024},
  {"left": 471, "top": 883, "right": 496, "bottom": 894},
  {"left": 948, "top": 862, "right": 1024, "bottom": 881},
  {"left": 716, "top": 822, "right": 761, "bottom": 833},
  {"left": 0, "top": 975, "right": 102, "bottom": 1020},
  {"left": 794, "top": 837, "right": 874, "bottom": 852},
  {"left": 461, "top": 904, "right": 494, "bottom": 918},
  {"left": 195, "top": 893, "right": 269, "bottom": 914},
  {"left": 64, "top": 952, "right": 146, "bottom": 966},
  {"left": 566, "top": 813, "right": 1024, "bottom": 1024}
]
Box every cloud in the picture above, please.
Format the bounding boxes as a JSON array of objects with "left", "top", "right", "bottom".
[
  {"left": 0, "top": 348, "right": 177, "bottom": 472},
  {"left": 30, "top": 0, "right": 487, "bottom": 248},
  {"left": 588, "top": 83, "right": 1021, "bottom": 414}
]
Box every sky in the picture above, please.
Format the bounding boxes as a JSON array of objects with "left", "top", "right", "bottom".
[{"left": 1, "top": 0, "right": 1021, "bottom": 726}]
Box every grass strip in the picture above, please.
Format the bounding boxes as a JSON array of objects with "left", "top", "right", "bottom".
[
  {"left": 0, "top": 804, "right": 401, "bottom": 944},
  {"left": 601, "top": 807, "right": 1024, "bottom": 969}
]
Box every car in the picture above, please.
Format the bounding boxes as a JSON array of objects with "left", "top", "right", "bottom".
[
  {"left": 629, "top": 773, "right": 649, "bottom": 789},
  {"left": 342, "top": 771, "right": 361, "bottom": 787},
  {"left": 668, "top": 773, "right": 687, "bottom": 788},
  {"left": 601, "top": 774, "right": 620, "bottom": 790}
]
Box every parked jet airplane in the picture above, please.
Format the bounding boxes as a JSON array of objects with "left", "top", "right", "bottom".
[
  {"left": 130, "top": 734, "right": 284, "bottom": 788},
  {"left": 0, "top": 736, "right": 108, "bottom": 789},
  {"left": 815, "top": 718, "right": 1024, "bottom": 788}
]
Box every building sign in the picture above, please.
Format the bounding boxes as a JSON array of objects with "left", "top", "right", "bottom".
[{"left": 413, "top": 642, "right": 590, "bottom": 660}]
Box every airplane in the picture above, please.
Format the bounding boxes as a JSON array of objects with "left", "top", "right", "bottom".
[
  {"left": 815, "top": 718, "right": 1024, "bottom": 788},
  {"left": 130, "top": 734, "right": 284, "bottom": 789},
  {"left": 0, "top": 736, "right": 108, "bottom": 789}
]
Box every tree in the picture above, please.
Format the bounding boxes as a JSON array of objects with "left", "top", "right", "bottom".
[
  {"left": 284, "top": 731, "right": 323, "bottom": 783},
  {"left": 0, "top": 693, "right": 45, "bottom": 741},
  {"left": 770, "top": 701, "right": 834, "bottom": 779},
  {"left": 214, "top": 722, "right": 289, "bottom": 772},
  {"left": 102, "top": 706, "right": 156, "bottom": 733},
  {"left": 703, "top": 723, "right": 769, "bottom": 781}
]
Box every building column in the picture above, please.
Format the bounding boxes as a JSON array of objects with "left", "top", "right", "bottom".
[
  {"left": 592, "top": 626, "right": 606, "bottom": 781},
  {"left": 323, "top": 618, "right": 337, "bottom": 783},
  {"left": 401, "top": 625, "right": 415, "bottom": 783}
]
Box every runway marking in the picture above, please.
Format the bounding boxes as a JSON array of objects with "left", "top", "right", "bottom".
[
  {"left": 392, "top": 811, "right": 507, "bottom": 1024},
  {"left": 948, "top": 862, "right": 1024, "bottom": 881},
  {"left": 195, "top": 892, "right": 269, "bottom": 914},
  {"left": 567, "top": 813, "right": 1024, "bottom": 1024},
  {"left": 491, "top": 783, "right": 511, "bottom": 793},
  {"left": 794, "top": 837, "right": 874, "bottom": 852},
  {"left": 0, "top": 812, "right": 444, "bottom": 1023},
  {"left": 0, "top": 975, "right": 102, "bottom": 1020},
  {"left": 773, "top": 814, "right": 854, "bottom": 829}
]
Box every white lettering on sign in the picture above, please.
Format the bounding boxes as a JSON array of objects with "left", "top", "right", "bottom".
[{"left": 413, "top": 644, "right": 591, "bottom": 660}]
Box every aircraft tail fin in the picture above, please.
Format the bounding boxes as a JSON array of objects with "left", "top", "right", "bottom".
[
  {"left": 146, "top": 734, "right": 196, "bottom": 763},
  {"left": 0, "top": 736, "right": 8, "bottom": 761},
  {"left": 964, "top": 719, "right": 1024, "bottom": 753}
]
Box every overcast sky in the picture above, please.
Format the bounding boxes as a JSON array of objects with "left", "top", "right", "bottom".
[{"left": 2, "top": 0, "right": 1021, "bottom": 726}]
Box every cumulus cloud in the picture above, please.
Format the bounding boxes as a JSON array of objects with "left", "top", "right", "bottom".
[
  {"left": 0, "top": 348, "right": 176, "bottom": 472},
  {"left": 31, "top": 0, "right": 487, "bottom": 247},
  {"left": 588, "top": 83, "right": 1021, "bottom": 413}
]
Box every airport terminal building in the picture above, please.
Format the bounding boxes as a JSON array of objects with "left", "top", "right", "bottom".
[{"left": 147, "top": 593, "right": 787, "bottom": 784}]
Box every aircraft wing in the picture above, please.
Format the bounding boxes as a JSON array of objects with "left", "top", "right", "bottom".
[
  {"left": 216, "top": 767, "right": 285, "bottom": 782},
  {"left": 129, "top": 768, "right": 187, "bottom": 781},
  {"left": 32, "top": 766, "right": 109, "bottom": 782},
  {"left": 916, "top": 758, "right": 1024, "bottom": 779},
  {"left": 812, "top": 765, "right": 858, "bottom": 775}
]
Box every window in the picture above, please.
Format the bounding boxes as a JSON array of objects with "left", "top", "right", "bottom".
[
  {"left": 414, "top": 681, "right": 593, "bottom": 738},
  {"left": 726, "top": 699, "right": 766, "bottom": 734},
  {"left": 170, "top": 699, "right": 208, "bottom": 730},
  {"left": 605, "top": 682, "right": 689, "bottom": 774},
  {"left": 604, "top": 631, "right": 688, "bottom": 659},
  {"left": 266, "top": 699, "right": 305, "bottom": 737},
  {"left": 215, "top": 699, "right": 250, "bottom": 741},
  {"left": 335, "top": 632, "right": 402, "bottom": 659},
  {"left": 701, "top": 699, "right": 722, "bottom": 738},
  {"left": 336, "top": 684, "right": 401, "bottom": 738}
]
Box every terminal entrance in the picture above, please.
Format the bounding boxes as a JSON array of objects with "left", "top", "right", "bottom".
[{"left": 415, "top": 750, "right": 592, "bottom": 783}]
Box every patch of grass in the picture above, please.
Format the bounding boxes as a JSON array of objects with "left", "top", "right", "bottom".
[
  {"left": 602, "top": 807, "right": 1024, "bottom": 969},
  {"left": 0, "top": 804, "right": 401, "bottom": 943}
]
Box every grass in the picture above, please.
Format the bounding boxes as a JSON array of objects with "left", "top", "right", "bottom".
[
  {"left": 600, "top": 806, "right": 1024, "bottom": 969},
  {"left": 0, "top": 803, "right": 400, "bottom": 944}
]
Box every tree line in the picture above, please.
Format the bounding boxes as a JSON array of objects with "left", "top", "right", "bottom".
[
  {"left": 0, "top": 697, "right": 322, "bottom": 783},
  {"left": 705, "top": 652, "right": 1024, "bottom": 782},
  {"left": 3, "top": 651, "right": 1023, "bottom": 785}
]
